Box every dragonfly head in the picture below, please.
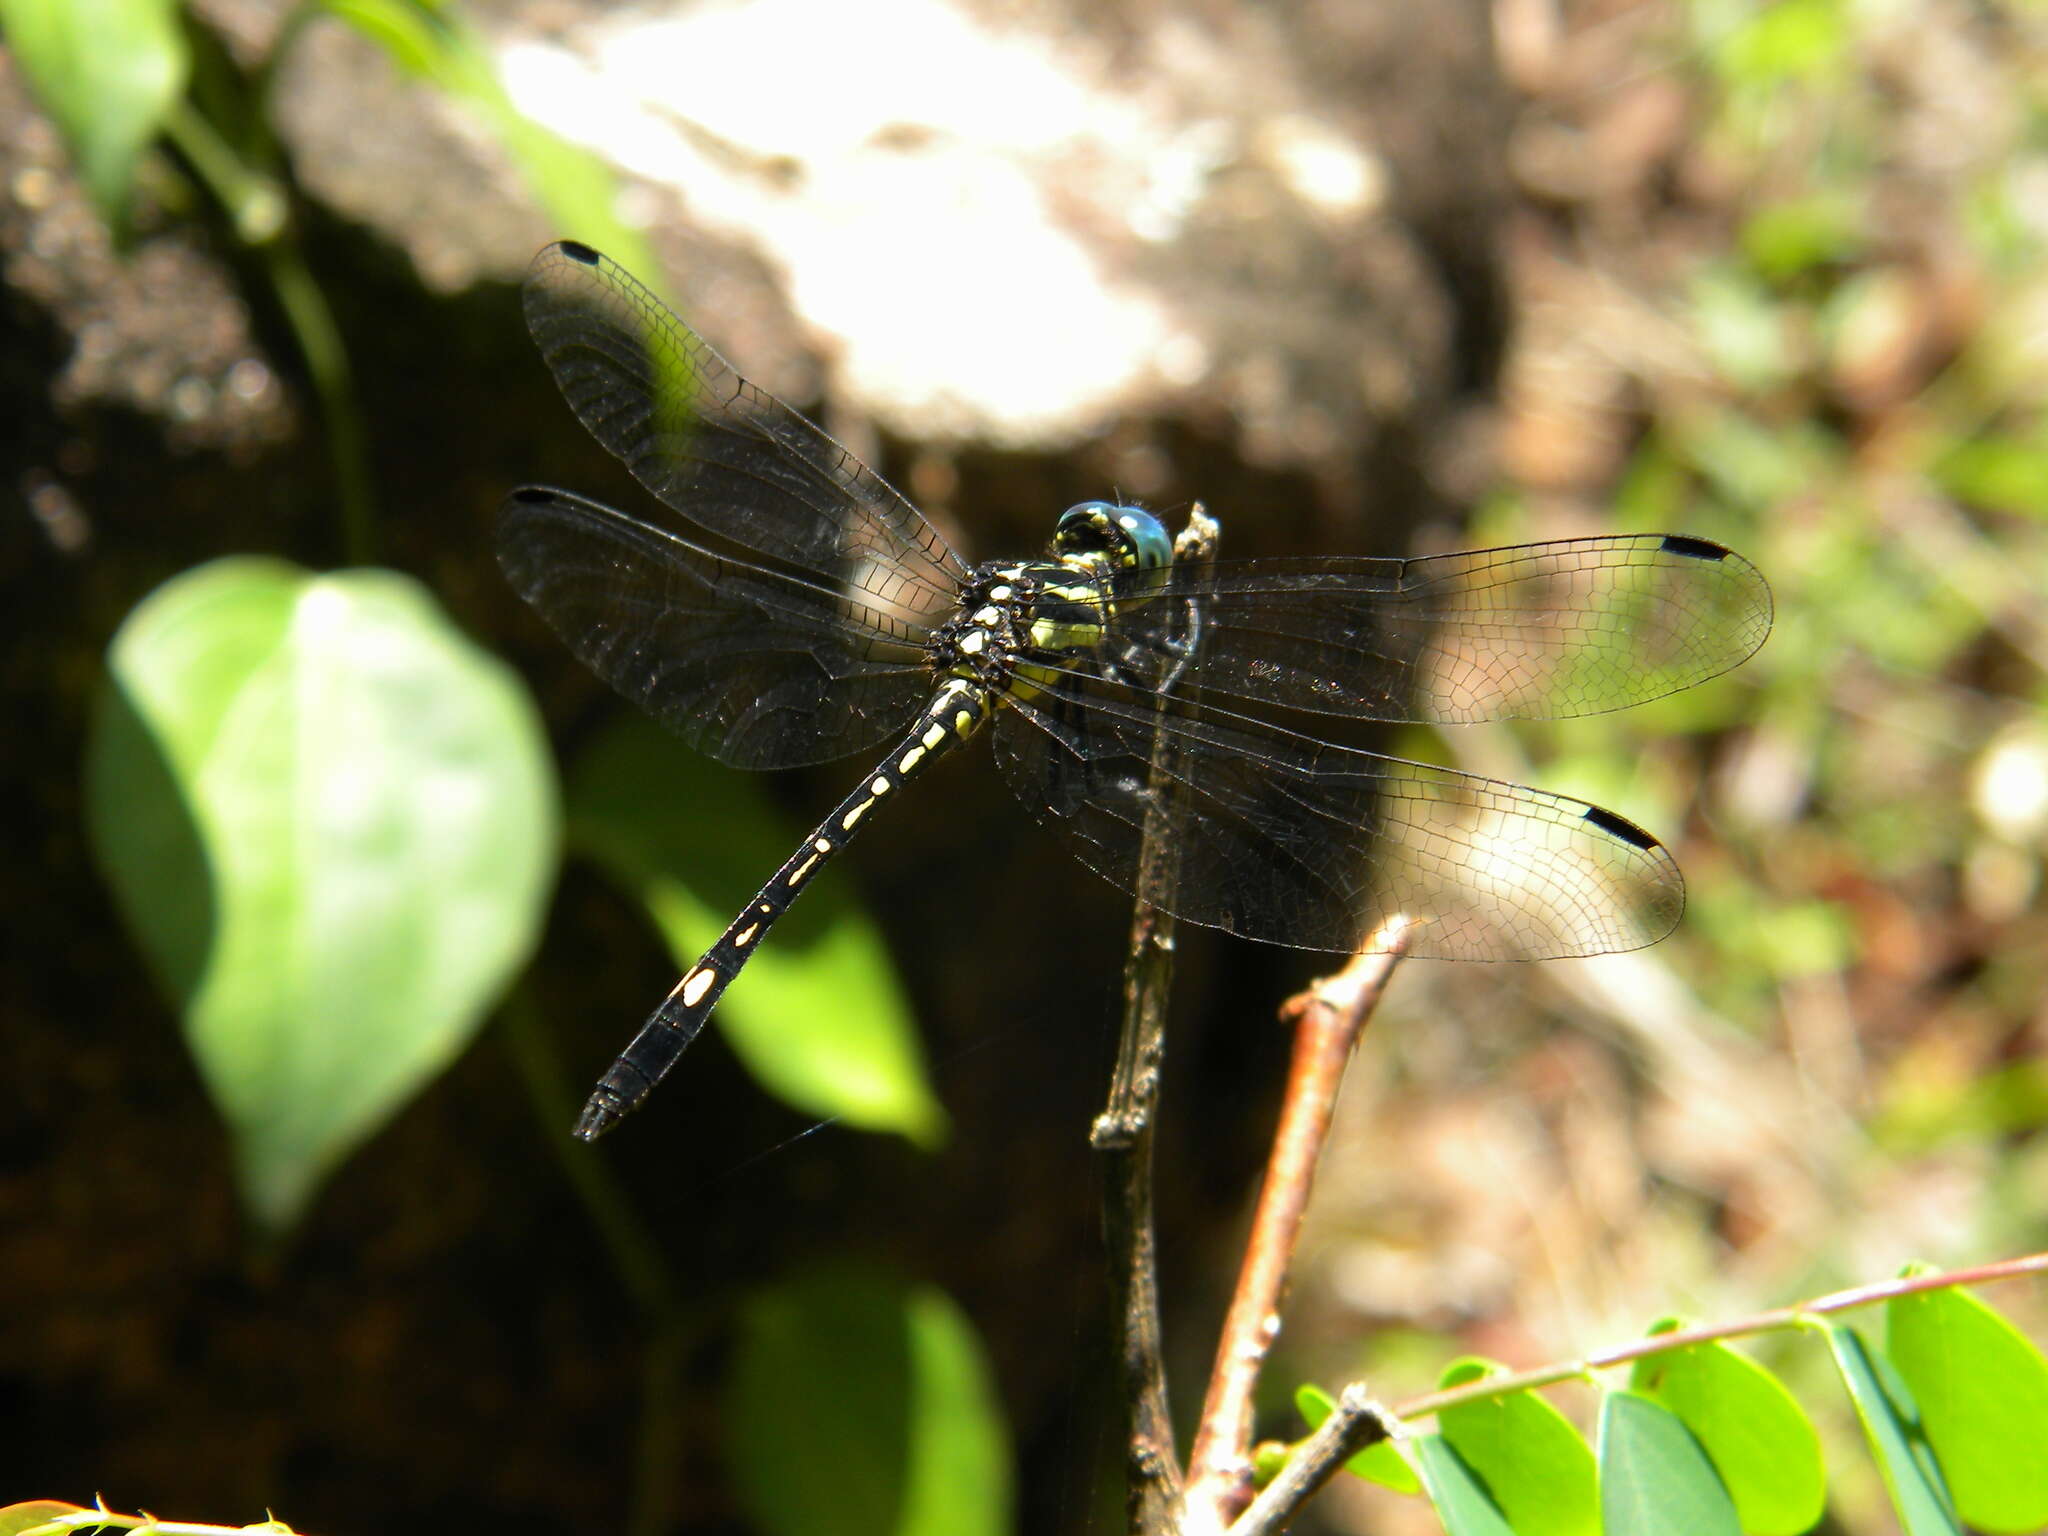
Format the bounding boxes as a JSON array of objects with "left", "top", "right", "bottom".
[{"left": 1053, "top": 502, "right": 1173, "bottom": 590}]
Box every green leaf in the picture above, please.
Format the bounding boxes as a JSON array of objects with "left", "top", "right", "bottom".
[
  {"left": 1598, "top": 1389, "right": 1742, "bottom": 1536},
  {"left": 1435, "top": 1359, "right": 1599, "bottom": 1536},
  {"left": 1821, "top": 1323, "right": 1963, "bottom": 1536},
  {"left": 727, "top": 1265, "right": 1011, "bottom": 1536},
  {"left": 1630, "top": 1324, "right": 1825, "bottom": 1534},
  {"left": 1413, "top": 1434, "right": 1517, "bottom": 1536},
  {"left": 1887, "top": 1282, "right": 2048, "bottom": 1533},
  {"left": 1294, "top": 1383, "right": 1420, "bottom": 1493},
  {"left": 0, "top": 0, "right": 188, "bottom": 234},
  {"left": 567, "top": 715, "right": 944, "bottom": 1144},
  {"left": 0, "top": 1502, "right": 87, "bottom": 1536},
  {"left": 86, "top": 559, "right": 556, "bottom": 1232}
]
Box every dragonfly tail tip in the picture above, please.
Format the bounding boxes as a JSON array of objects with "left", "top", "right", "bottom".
[{"left": 572, "top": 1101, "right": 621, "bottom": 1142}]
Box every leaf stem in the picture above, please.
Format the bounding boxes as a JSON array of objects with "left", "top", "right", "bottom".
[
  {"left": 1390, "top": 1250, "right": 2048, "bottom": 1422},
  {"left": 158, "top": 98, "right": 376, "bottom": 564}
]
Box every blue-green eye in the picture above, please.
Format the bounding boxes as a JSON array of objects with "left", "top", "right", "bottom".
[{"left": 1054, "top": 501, "right": 1172, "bottom": 572}]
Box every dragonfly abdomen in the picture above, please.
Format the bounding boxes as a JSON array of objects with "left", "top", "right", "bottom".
[{"left": 571, "top": 676, "right": 997, "bottom": 1140}]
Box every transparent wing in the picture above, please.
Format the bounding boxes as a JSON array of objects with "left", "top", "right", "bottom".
[
  {"left": 521, "top": 240, "right": 970, "bottom": 614},
  {"left": 991, "top": 673, "right": 1683, "bottom": 960},
  {"left": 499, "top": 487, "right": 933, "bottom": 768},
  {"left": 1112, "top": 534, "right": 1770, "bottom": 724}
]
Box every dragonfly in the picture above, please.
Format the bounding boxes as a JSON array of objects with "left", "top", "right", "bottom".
[{"left": 499, "top": 240, "right": 1772, "bottom": 1141}]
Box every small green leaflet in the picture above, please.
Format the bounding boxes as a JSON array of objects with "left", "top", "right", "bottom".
[
  {"left": 1822, "top": 1323, "right": 1962, "bottom": 1536},
  {"left": 1629, "top": 1320, "right": 1824, "bottom": 1534},
  {"left": 1597, "top": 1389, "right": 1741, "bottom": 1536},
  {"left": 1413, "top": 1434, "right": 1517, "bottom": 1536},
  {"left": 1886, "top": 1280, "right": 2048, "bottom": 1533},
  {"left": 1434, "top": 1359, "right": 1598, "bottom": 1536}
]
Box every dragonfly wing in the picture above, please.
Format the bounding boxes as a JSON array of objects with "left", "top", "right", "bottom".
[
  {"left": 521, "top": 240, "right": 969, "bottom": 613},
  {"left": 499, "top": 487, "right": 933, "bottom": 768},
  {"left": 1117, "top": 534, "right": 1770, "bottom": 724},
  {"left": 991, "top": 677, "right": 1683, "bottom": 960}
]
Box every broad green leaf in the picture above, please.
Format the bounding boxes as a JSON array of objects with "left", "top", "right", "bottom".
[
  {"left": 1821, "top": 1323, "right": 1963, "bottom": 1536},
  {"left": 567, "top": 716, "right": 944, "bottom": 1144},
  {"left": 1598, "top": 1389, "right": 1742, "bottom": 1536},
  {"left": 1630, "top": 1323, "right": 1825, "bottom": 1535},
  {"left": 1412, "top": 1435, "right": 1516, "bottom": 1536},
  {"left": 1294, "top": 1383, "right": 1420, "bottom": 1493},
  {"left": 1887, "top": 1283, "right": 2048, "bottom": 1533},
  {"left": 0, "top": 1502, "right": 87, "bottom": 1536},
  {"left": 86, "top": 559, "right": 556, "bottom": 1232},
  {"left": 1435, "top": 1359, "right": 1599, "bottom": 1536},
  {"left": 0, "top": 0, "right": 187, "bottom": 233},
  {"left": 727, "top": 1265, "right": 1011, "bottom": 1536}
]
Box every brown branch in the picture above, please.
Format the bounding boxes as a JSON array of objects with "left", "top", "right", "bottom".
[
  {"left": 1182, "top": 924, "right": 1412, "bottom": 1532},
  {"left": 1093, "top": 895, "right": 1186, "bottom": 1535},
  {"left": 1091, "top": 507, "right": 1219, "bottom": 1535},
  {"left": 1230, "top": 1385, "right": 1400, "bottom": 1536}
]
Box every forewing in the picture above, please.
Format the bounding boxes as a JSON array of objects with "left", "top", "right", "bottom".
[
  {"left": 991, "top": 677, "right": 1683, "bottom": 960},
  {"left": 1120, "top": 534, "right": 1770, "bottom": 724},
  {"left": 521, "top": 240, "right": 968, "bottom": 615},
  {"left": 499, "top": 487, "right": 932, "bottom": 768}
]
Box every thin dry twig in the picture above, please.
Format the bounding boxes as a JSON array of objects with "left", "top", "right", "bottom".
[
  {"left": 1230, "top": 1385, "right": 1401, "bottom": 1536},
  {"left": 1183, "top": 924, "right": 1412, "bottom": 1532}
]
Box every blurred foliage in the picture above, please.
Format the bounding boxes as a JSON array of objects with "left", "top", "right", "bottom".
[
  {"left": 0, "top": 0, "right": 186, "bottom": 237},
  {"left": 1472, "top": 0, "right": 2048, "bottom": 1151},
  {"left": 726, "top": 1265, "right": 1013, "bottom": 1536},
  {"left": 1292, "top": 1, "right": 2048, "bottom": 1529},
  {"left": 85, "top": 558, "right": 556, "bottom": 1232}
]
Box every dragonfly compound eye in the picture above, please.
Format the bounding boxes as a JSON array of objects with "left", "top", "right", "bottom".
[{"left": 1055, "top": 502, "right": 1172, "bottom": 574}]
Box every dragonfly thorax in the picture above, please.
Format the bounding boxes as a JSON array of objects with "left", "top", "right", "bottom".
[
  {"left": 927, "top": 503, "right": 1175, "bottom": 699},
  {"left": 926, "top": 562, "right": 1040, "bottom": 691}
]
